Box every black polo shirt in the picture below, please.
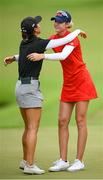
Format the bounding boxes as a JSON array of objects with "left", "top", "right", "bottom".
[{"left": 18, "top": 35, "right": 50, "bottom": 78}]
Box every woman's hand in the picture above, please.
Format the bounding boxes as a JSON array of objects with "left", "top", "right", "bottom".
[
  {"left": 79, "top": 31, "right": 87, "bottom": 38},
  {"left": 27, "top": 53, "right": 44, "bottom": 61},
  {"left": 4, "top": 56, "right": 15, "bottom": 66}
]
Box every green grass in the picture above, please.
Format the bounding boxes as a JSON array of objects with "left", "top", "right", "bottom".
[
  {"left": 0, "top": 126, "right": 103, "bottom": 179},
  {"left": 0, "top": 98, "right": 103, "bottom": 128}
]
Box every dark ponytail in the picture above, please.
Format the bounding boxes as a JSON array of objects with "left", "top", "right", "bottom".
[{"left": 21, "top": 31, "right": 33, "bottom": 41}]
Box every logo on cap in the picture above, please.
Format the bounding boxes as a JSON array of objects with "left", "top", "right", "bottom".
[
  {"left": 51, "top": 10, "right": 72, "bottom": 23},
  {"left": 56, "top": 11, "right": 69, "bottom": 18}
]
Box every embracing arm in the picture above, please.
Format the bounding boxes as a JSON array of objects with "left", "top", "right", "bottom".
[
  {"left": 46, "top": 29, "right": 86, "bottom": 49},
  {"left": 44, "top": 45, "right": 74, "bottom": 60},
  {"left": 7, "top": 29, "right": 86, "bottom": 64},
  {"left": 4, "top": 54, "right": 19, "bottom": 66},
  {"left": 27, "top": 45, "right": 74, "bottom": 61}
]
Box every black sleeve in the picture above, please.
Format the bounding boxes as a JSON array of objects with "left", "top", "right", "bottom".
[{"left": 37, "top": 39, "right": 50, "bottom": 52}]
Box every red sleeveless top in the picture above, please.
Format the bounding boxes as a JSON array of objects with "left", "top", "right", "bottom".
[{"left": 49, "top": 31, "right": 97, "bottom": 102}]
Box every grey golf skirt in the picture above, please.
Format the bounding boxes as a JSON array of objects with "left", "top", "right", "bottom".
[{"left": 15, "top": 80, "right": 43, "bottom": 108}]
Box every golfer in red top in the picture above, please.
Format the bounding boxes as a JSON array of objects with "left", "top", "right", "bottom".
[{"left": 26, "top": 10, "right": 97, "bottom": 172}]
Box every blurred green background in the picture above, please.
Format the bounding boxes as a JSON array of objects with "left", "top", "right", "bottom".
[
  {"left": 0, "top": 0, "right": 103, "bottom": 179},
  {"left": 0, "top": 0, "right": 103, "bottom": 128}
]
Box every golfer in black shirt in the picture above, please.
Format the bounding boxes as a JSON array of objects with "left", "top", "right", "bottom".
[{"left": 4, "top": 15, "right": 84, "bottom": 175}]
